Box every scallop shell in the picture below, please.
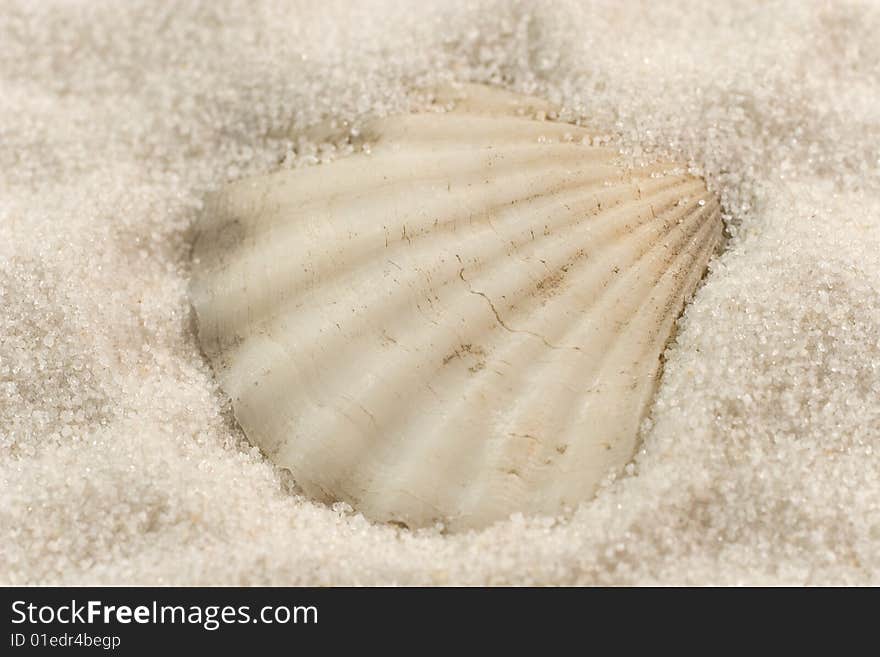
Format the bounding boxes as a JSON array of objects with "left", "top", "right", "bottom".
[{"left": 190, "top": 85, "right": 723, "bottom": 531}]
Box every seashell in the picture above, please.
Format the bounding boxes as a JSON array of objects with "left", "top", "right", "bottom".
[{"left": 190, "top": 84, "right": 723, "bottom": 531}]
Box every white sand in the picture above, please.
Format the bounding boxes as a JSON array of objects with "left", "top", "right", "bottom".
[{"left": 2, "top": 0, "right": 879, "bottom": 585}]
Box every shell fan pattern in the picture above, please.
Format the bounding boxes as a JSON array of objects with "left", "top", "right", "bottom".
[{"left": 190, "top": 85, "right": 723, "bottom": 531}]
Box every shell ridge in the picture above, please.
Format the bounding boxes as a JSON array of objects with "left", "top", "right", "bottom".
[
  {"left": 226, "top": 173, "right": 711, "bottom": 434},
  {"left": 215, "top": 178, "right": 718, "bottom": 494},
  {"left": 203, "top": 141, "right": 612, "bottom": 256},
  {"left": 202, "top": 163, "right": 640, "bottom": 351},
  {"left": 190, "top": 85, "right": 725, "bottom": 530},
  {"left": 463, "top": 178, "right": 713, "bottom": 339},
  {"left": 194, "top": 149, "right": 620, "bottom": 334},
  {"left": 427, "top": 193, "right": 724, "bottom": 513},
  {"left": 344, "top": 186, "right": 722, "bottom": 512},
  {"left": 551, "top": 203, "right": 724, "bottom": 504}
]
